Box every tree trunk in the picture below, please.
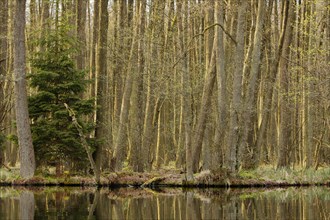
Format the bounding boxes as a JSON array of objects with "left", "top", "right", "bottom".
[
  {"left": 14, "top": 0, "right": 35, "bottom": 178},
  {"left": 255, "top": 0, "right": 288, "bottom": 166},
  {"left": 191, "top": 1, "right": 217, "bottom": 173},
  {"left": 94, "top": 0, "right": 109, "bottom": 173},
  {"left": 129, "top": 0, "right": 146, "bottom": 172},
  {"left": 176, "top": 0, "right": 193, "bottom": 181},
  {"left": 277, "top": 0, "right": 295, "bottom": 169},
  {"left": 213, "top": 0, "right": 227, "bottom": 170},
  {"left": 76, "top": 0, "right": 87, "bottom": 70},
  {"left": 240, "top": 0, "right": 266, "bottom": 169},
  {"left": 225, "top": 0, "right": 248, "bottom": 172},
  {"left": 111, "top": 6, "right": 140, "bottom": 171}
]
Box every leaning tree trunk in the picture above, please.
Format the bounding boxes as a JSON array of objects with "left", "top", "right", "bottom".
[{"left": 14, "top": 0, "right": 35, "bottom": 178}]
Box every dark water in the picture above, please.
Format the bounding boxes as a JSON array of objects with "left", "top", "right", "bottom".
[{"left": 0, "top": 186, "right": 329, "bottom": 220}]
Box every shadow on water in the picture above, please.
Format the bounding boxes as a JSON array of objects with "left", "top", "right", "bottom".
[{"left": 0, "top": 186, "right": 329, "bottom": 219}]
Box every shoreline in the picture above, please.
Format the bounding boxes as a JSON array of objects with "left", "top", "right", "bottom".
[{"left": 1, "top": 172, "right": 329, "bottom": 188}]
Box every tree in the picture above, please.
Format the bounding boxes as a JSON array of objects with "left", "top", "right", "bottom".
[
  {"left": 225, "top": 0, "right": 248, "bottom": 172},
  {"left": 28, "top": 22, "right": 95, "bottom": 172},
  {"left": 13, "top": 0, "right": 35, "bottom": 178},
  {"left": 240, "top": 0, "right": 266, "bottom": 169},
  {"left": 94, "top": 0, "right": 110, "bottom": 173}
]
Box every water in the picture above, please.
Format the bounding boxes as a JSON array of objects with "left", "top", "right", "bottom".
[{"left": 0, "top": 186, "right": 329, "bottom": 219}]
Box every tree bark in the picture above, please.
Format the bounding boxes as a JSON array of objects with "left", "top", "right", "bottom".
[
  {"left": 129, "top": 0, "right": 146, "bottom": 172},
  {"left": 111, "top": 5, "right": 140, "bottom": 171},
  {"left": 240, "top": 0, "right": 266, "bottom": 169},
  {"left": 14, "top": 0, "right": 35, "bottom": 178},
  {"left": 277, "top": 0, "right": 295, "bottom": 169},
  {"left": 225, "top": 0, "right": 248, "bottom": 172},
  {"left": 94, "top": 0, "right": 109, "bottom": 173},
  {"left": 213, "top": 0, "right": 227, "bottom": 170},
  {"left": 76, "top": 0, "right": 87, "bottom": 70}
]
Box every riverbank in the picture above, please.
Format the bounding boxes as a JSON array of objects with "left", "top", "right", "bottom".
[{"left": 1, "top": 166, "right": 329, "bottom": 187}]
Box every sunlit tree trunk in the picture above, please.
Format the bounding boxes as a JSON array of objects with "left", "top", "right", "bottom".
[
  {"left": 277, "top": 0, "right": 295, "bottom": 169},
  {"left": 255, "top": 0, "right": 287, "bottom": 167},
  {"left": 240, "top": 0, "right": 266, "bottom": 169}
]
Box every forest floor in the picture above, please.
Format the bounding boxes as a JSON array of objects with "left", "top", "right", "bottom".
[{"left": 0, "top": 165, "right": 329, "bottom": 187}]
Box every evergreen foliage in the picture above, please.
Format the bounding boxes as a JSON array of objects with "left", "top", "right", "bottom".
[{"left": 28, "top": 22, "right": 95, "bottom": 171}]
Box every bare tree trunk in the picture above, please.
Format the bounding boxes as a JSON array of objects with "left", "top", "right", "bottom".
[
  {"left": 191, "top": 1, "right": 217, "bottom": 173},
  {"left": 111, "top": 7, "right": 140, "bottom": 171},
  {"left": 240, "top": 0, "right": 266, "bottom": 169},
  {"left": 130, "top": 0, "right": 146, "bottom": 172},
  {"left": 0, "top": 0, "right": 8, "bottom": 138},
  {"left": 14, "top": 0, "right": 35, "bottom": 178},
  {"left": 277, "top": 0, "right": 295, "bottom": 169},
  {"left": 213, "top": 0, "right": 227, "bottom": 170},
  {"left": 225, "top": 0, "right": 248, "bottom": 172},
  {"left": 94, "top": 0, "right": 109, "bottom": 173},
  {"left": 176, "top": 0, "right": 193, "bottom": 181},
  {"left": 76, "top": 0, "right": 87, "bottom": 70},
  {"left": 89, "top": 0, "right": 99, "bottom": 99},
  {"left": 191, "top": 48, "right": 216, "bottom": 173},
  {"left": 255, "top": 0, "right": 288, "bottom": 164}
]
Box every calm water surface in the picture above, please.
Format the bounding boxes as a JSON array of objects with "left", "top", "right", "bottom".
[{"left": 0, "top": 186, "right": 329, "bottom": 219}]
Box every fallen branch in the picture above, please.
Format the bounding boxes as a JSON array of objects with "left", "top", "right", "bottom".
[
  {"left": 64, "top": 103, "right": 100, "bottom": 184},
  {"left": 1, "top": 162, "right": 11, "bottom": 171},
  {"left": 141, "top": 176, "right": 166, "bottom": 187}
]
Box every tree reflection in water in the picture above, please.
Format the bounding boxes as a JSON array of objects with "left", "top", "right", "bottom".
[{"left": 0, "top": 186, "right": 329, "bottom": 219}]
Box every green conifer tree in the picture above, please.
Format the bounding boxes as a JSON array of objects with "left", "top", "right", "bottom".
[{"left": 28, "top": 22, "right": 95, "bottom": 172}]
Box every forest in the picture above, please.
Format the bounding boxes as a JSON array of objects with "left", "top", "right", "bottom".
[{"left": 0, "top": 0, "right": 329, "bottom": 184}]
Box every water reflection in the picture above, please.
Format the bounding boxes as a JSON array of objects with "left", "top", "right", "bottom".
[{"left": 0, "top": 186, "right": 329, "bottom": 219}]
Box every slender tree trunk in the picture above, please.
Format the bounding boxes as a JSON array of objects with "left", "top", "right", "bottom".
[
  {"left": 14, "top": 0, "right": 35, "bottom": 178},
  {"left": 94, "top": 0, "right": 109, "bottom": 173},
  {"left": 90, "top": 0, "right": 99, "bottom": 99},
  {"left": 191, "top": 46, "right": 216, "bottom": 173},
  {"left": 213, "top": 0, "right": 227, "bottom": 170},
  {"left": 191, "top": 1, "right": 217, "bottom": 173},
  {"left": 240, "top": 0, "right": 266, "bottom": 169},
  {"left": 0, "top": 0, "right": 8, "bottom": 136},
  {"left": 176, "top": 0, "right": 193, "bottom": 181},
  {"left": 255, "top": 0, "right": 288, "bottom": 164},
  {"left": 111, "top": 7, "right": 140, "bottom": 171},
  {"left": 277, "top": 0, "right": 295, "bottom": 169},
  {"left": 76, "top": 0, "right": 87, "bottom": 70},
  {"left": 130, "top": 0, "right": 146, "bottom": 172},
  {"left": 225, "top": 0, "right": 248, "bottom": 172}
]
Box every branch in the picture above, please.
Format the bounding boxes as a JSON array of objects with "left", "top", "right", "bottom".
[
  {"left": 173, "top": 22, "right": 236, "bottom": 69},
  {"left": 64, "top": 103, "right": 100, "bottom": 184},
  {"left": 202, "top": 23, "right": 237, "bottom": 45}
]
